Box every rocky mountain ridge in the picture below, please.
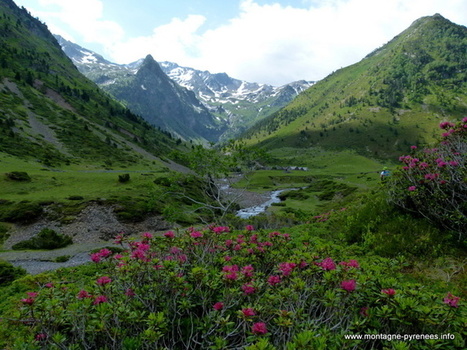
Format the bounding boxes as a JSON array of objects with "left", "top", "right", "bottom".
[{"left": 55, "top": 35, "right": 313, "bottom": 142}]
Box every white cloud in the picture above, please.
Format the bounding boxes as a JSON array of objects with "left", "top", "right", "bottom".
[
  {"left": 23, "top": 0, "right": 467, "bottom": 85},
  {"left": 104, "top": 0, "right": 467, "bottom": 85},
  {"left": 108, "top": 15, "right": 206, "bottom": 66},
  {"left": 35, "top": 0, "right": 124, "bottom": 45}
]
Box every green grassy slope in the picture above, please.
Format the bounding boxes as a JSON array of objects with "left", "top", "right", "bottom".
[
  {"left": 241, "top": 14, "right": 467, "bottom": 159},
  {"left": 0, "top": 1, "right": 181, "bottom": 168}
]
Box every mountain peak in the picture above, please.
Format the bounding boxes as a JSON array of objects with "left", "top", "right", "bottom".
[{"left": 143, "top": 54, "right": 156, "bottom": 62}]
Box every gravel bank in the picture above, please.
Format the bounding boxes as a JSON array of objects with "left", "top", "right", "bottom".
[{"left": 0, "top": 242, "right": 114, "bottom": 275}]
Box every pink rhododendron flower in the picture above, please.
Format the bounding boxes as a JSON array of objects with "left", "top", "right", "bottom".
[
  {"left": 341, "top": 279, "right": 357, "bottom": 292},
  {"left": 279, "top": 262, "right": 297, "bottom": 276},
  {"left": 190, "top": 231, "right": 203, "bottom": 238},
  {"left": 98, "top": 248, "right": 112, "bottom": 258},
  {"left": 21, "top": 298, "right": 35, "bottom": 305},
  {"left": 170, "top": 246, "right": 182, "bottom": 254},
  {"left": 178, "top": 254, "right": 188, "bottom": 263},
  {"left": 424, "top": 173, "right": 439, "bottom": 180},
  {"left": 135, "top": 242, "right": 150, "bottom": 251},
  {"left": 131, "top": 249, "right": 147, "bottom": 260},
  {"left": 381, "top": 288, "right": 396, "bottom": 296},
  {"left": 242, "top": 283, "right": 256, "bottom": 295},
  {"left": 418, "top": 162, "right": 429, "bottom": 169},
  {"left": 93, "top": 295, "right": 108, "bottom": 305},
  {"left": 443, "top": 292, "right": 460, "bottom": 308},
  {"left": 439, "top": 121, "right": 455, "bottom": 129},
  {"left": 213, "top": 302, "right": 224, "bottom": 311},
  {"left": 212, "top": 226, "right": 229, "bottom": 233},
  {"left": 96, "top": 276, "right": 112, "bottom": 285},
  {"left": 410, "top": 145, "right": 417, "bottom": 149},
  {"left": 339, "top": 259, "right": 360, "bottom": 268},
  {"left": 408, "top": 186, "right": 417, "bottom": 191},
  {"left": 35, "top": 333, "right": 47, "bottom": 341},
  {"left": 90, "top": 253, "right": 102, "bottom": 263},
  {"left": 77, "top": 290, "right": 92, "bottom": 299},
  {"left": 114, "top": 234, "right": 124, "bottom": 244},
  {"left": 319, "top": 257, "right": 336, "bottom": 271},
  {"left": 360, "top": 307, "right": 369, "bottom": 317},
  {"left": 267, "top": 275, "right": 281, "bottom": 286},
  {"left": 241, "top": 265, "right": 255, "bottom": 278},
  {"left": 164, "top": 231, "right": 175, "bottom": 238},
  {"left": 125, "top": 288, "right": 135, "bottom": 297},
  {"left": 252, "top": 322, "right": 268, "bottom": 335},
  {"left": 241, "top": 308, "right": 256, "bottom": 317},
  {"left": 224, "top": 272, "right": 238, "bottom": 281},
  {"left": 245, "top": 225, "right": 255, "bottom": 231},
  {"left": 269, "top": 231, "right": 280, "bottom": 238},
  {"left": 142, "top": 232, "right": 153, "bottom": 240},
  {"left": 223, "top": 265, "right": 239, "bottom": 272}
]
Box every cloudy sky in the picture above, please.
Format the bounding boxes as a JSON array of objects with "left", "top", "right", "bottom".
[{"left": 14, "top": 0, "right": 467, "bottom": 86}]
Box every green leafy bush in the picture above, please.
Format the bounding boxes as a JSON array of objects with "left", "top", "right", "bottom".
[
  {"left": 0, "top": 223, "right": 10, "bottom": 246},
  {"left": 387, "top": 118, "right": 467, "bottom": 242},
  {"left": 5, "top": 171, "right": 31, "bottom": 182},
  {"left": 342, "top": 190, "right": 447, "bottom": 257},
  {"left": 9, "top": 226, "right": 465, "bottom": 349},
  {"left": 12, "top": 228, "right": 72, "bottom": 250},
  {"left": 0, "top": 201, "right": 43, "bottom": 223},
  {"left": 118, "top": 173, "right": 130, "bottom": 183},
  {"left": 53, "top": 255, "right": 71, "bottom": 263},
  {"left": 0, "top": 260, "right": 26, "bottom": 286}
]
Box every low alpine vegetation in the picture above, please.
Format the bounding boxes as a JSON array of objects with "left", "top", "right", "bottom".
[{"left": 10, "top": 226, "right": 464, "bottom": 349}]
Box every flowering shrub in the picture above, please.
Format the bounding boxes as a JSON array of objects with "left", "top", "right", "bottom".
[
  {"left": 11, "top": 226, "right": 465, "bottom": 349},
  {"left": 387, "top": 118, "right": 466, "bottom": 241}
]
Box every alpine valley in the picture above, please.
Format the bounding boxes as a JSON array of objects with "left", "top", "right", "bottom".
[
  {"left": 56, "top": 35, "right": 314, "bottom": 143},
  {"left": 1, "top": 0, "right": 467, "bottom": 348}
]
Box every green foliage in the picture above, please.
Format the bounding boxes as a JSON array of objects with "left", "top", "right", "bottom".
[
  {"left": 12, "top": 228, "right": 72, "bottom": 250},
  {"left": 5, "top": 171, "right": 31, "bottom": 181},
  {"left": 0, "top": 259, "right": 26, "bottom": 286},
  {"left": 118, "top": 173, "right": 130, "bottom": 183},
  {"left": 341, "top": 190, "right": 449, "bottom": 257},
  {"left": 0, "top": 201, "right": 43, "bottom": 223},
  {"left": 53, "top": 255, "right": 71, "bottom": 263},
  {"left": 0, "top": 222, "right": 10, "bottom": 246},
  {"left": 241, "top": 15, "right": 467, "bottom": 159},
  {"left": 387, "top": 118, "right": 466, "bottom": 242},
  {"left": 3, "top": 226, "right": 464, "bottom": 349},
  {"left": 0, "top": 2, "right": 181, "bottom": 167}
]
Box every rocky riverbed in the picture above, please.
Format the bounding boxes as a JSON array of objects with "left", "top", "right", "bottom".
[{"left": 0, "top": 188, "right": 277, "bottom": 275}]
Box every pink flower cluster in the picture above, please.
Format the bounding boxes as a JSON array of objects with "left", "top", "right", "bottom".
[
  {"left": 278, "top": 262, "right": 297, "bottom": 276},
  {"left": 251, "top": 322, "right": 268, "bottom": 335},
  {"left": 318, "top": 257, "right": 336, "bottom": 270},
  {"left": 21, "top": 292, "right": 38, "bottom": 305},
  {"left": 96, "top": 276, "right": 112, "bottom": 286},
  {"left": 443, "top": 292, "right": 460, "bottom": 308},
  {"left": 90, "top": 248, "right": 113, "bottom": 263},
  {"left": 339, "top": 259, "right": 360, "bottom": 269},
  {"left": 381, "top": 288, "right": 396, "bottom": 296},
  {"left": 222, "top": 264, "right": 239, "bottom": 281},
  {"left": 341, "top": 279, "right": 357, "bottom": 292},
  {"left": 210, "top": 225, "right": 230, "bottom": 233}
]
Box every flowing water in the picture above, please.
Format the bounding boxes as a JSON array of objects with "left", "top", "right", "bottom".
[{"left": 236, "top": 189, "right": 290, "bottom": 219}]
